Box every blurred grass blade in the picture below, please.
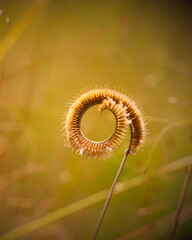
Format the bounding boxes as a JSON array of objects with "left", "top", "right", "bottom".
[
  {"left": 144, "top": 120, "right": 192, "bottom": 171},
  {"left": 170, "top": 164, "right": 192, "bottom": 240},
  {"left": 0, "top": 155, "right": 191, "bottom": 240},
  {"left": 0, "top": 0, "right": 49, "bottom": 63},
  {"left": 118, "top": 203, "right": 192, "bottom": 240},
  {"left": 1, "top": 22, "right": 115, "bottom": 82},
  {"left": 0, "top": 162, "right": 47, "bottom": 191}
]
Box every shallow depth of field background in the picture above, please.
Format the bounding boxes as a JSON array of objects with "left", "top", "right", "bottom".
[{"left": 0, "top": 0, "right": 192, "bottom": 239}]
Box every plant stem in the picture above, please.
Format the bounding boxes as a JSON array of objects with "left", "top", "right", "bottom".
[
  {"left": 170, "top": 163, "right": 192, "bottom": 240},
  {"left": 92, "top": 148, "right": 130, "bottom": 240}
]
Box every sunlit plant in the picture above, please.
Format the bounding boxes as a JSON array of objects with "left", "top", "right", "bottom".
[{"left": 62, "top": 88, "right": 146, "bottom": 239}]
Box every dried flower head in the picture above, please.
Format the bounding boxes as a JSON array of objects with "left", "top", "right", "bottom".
[{"left": 62, "top": 88, "right": 145, "bottom": 158}]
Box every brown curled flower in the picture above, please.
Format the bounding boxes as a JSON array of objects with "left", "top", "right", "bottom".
[{"left": 62, "top": 88, "right": 146, "bottom": 158}]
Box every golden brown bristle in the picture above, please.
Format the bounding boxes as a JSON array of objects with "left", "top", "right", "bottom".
[{"left": 62, "top": 89, "right": 145, "bottom": 158}]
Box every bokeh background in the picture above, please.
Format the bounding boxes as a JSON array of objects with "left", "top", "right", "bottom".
[{"left": 0, "top": 0, "right": 192, "bottom": 239}]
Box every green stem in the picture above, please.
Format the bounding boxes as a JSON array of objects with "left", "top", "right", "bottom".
[
  {"left": 92, "top": 149, "right": 130, "bottom": 240},
  {"left": 170, "top": 164, "right": 192, "bottom": 240}
]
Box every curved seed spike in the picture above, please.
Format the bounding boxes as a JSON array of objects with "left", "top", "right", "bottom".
[{"left": 62, "top": 88, "right": 146, "bottom": 158}]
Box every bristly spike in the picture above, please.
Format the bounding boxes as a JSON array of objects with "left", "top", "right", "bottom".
[{"left": 62, "top": 88, "right": 146, "bottom": 158}]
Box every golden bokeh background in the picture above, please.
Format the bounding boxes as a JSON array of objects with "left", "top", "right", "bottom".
[{"left": 0, "top": 0, "right": 192, "bottom": 239}]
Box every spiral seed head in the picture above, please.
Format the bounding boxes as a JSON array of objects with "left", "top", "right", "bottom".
[{"left": 62, "top": 88, "right": 146, "bottom": 158}]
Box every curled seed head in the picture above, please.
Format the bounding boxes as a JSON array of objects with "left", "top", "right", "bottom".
[{"left": 62, "top": 88, "right": 146, "bottom": 158}]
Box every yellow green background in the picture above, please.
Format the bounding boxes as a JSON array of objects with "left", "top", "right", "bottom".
[{"left": 0, "top": 0, "right": 192, "bottom": 239}]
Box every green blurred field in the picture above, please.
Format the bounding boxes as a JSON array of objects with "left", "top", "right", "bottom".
[{"left": 0, "top": 0, "right": 192, "bottom": 239}]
